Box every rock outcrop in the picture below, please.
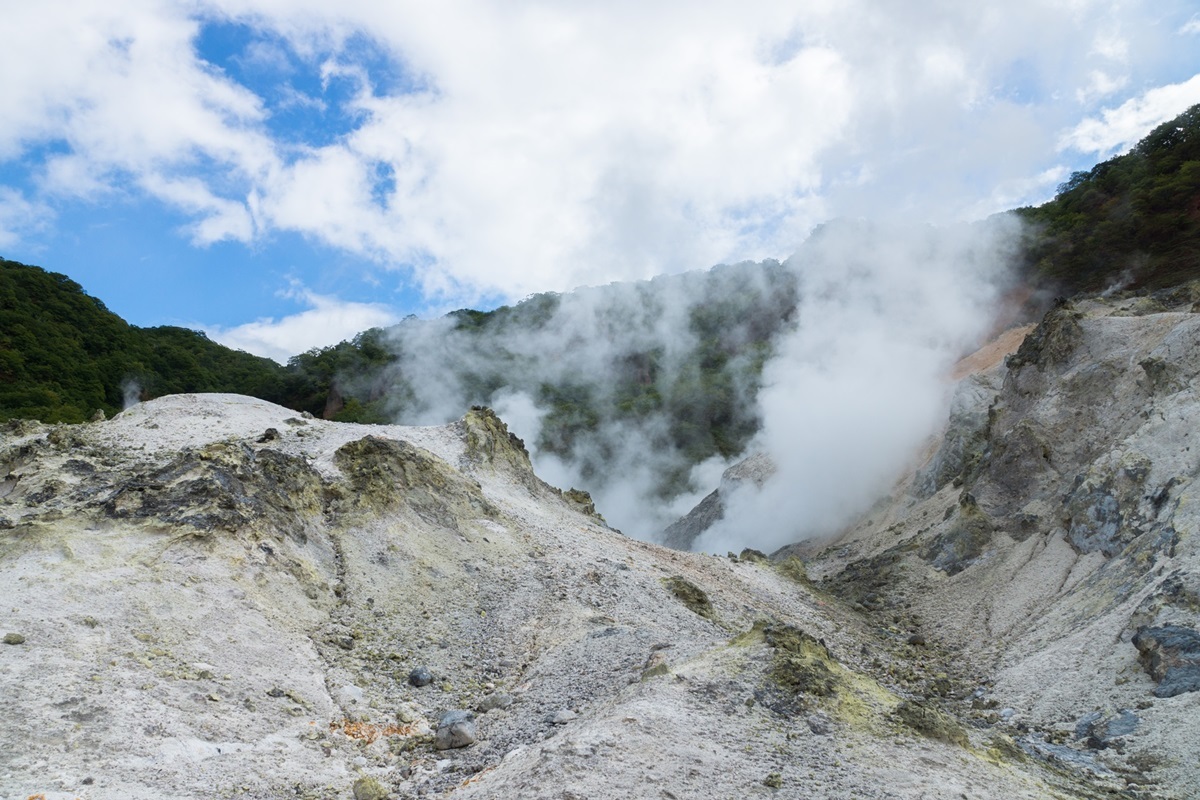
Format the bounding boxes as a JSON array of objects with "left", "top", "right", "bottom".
[
  {"left": 660, "top": 452, "right": 776, "bottom": 550},
  {"left": 796, "top": 292, "right": 1200, "bottom": 799}
]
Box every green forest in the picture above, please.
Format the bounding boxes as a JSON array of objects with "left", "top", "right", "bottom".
[
  {"left": 1016, "top": 104, "right": 1200, "bottom": 294},
  {"left": 3, "top": 102, "right": 1198, "bottom": 473}
]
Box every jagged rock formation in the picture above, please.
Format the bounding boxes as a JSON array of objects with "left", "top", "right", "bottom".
[
  {"left": 795, "top": 290, "right": 1200, "bottom": 798},
  {"left": 661, "top": 452, "right": 776, "bottom": 550},
  {"left": 1, "top": 394, "right": 1115, "bottom": 799}
]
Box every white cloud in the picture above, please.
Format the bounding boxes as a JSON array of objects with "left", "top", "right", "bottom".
[
  {"left": 138, "top": 174, "right": 256, "bottom": 244},
  {"left": 963, "top": 165, "right": 1071, "bottom": 219},
  {"left": 205, "top": 287, "right": 400, "bottom": 362},
  {"left": 1, "top": 1, "right": 1199, "bottom": 309},
  {"left": 1060, "top": 72, "right": 1200, "bottom": 156},
  {"left": 1181, "top": 16, "right": 1200, "bottom": 35},
  {"left": 0, "top": 188, "right": 50, "bottom": 248},
  {"left": 1075, "top": 69, "right": 1127, "bottom": 105}
]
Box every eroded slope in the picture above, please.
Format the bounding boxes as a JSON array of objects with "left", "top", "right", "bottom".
[
  {"left": 807, "top": 292, "right": 1200, "bottom": 799},
  {"left": 2, "top": 394, "right": 1115, "bottom": 799}
]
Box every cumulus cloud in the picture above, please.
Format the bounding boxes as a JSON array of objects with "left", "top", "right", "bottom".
[
  {"left": 1060, "top": 73, "right": 1200, "bottom": 156},
  {"left": 205, "top": 286, "right": 400, "bottom": 362},
  {"left": 2, "top": 2, "right": 1197, "bottom": 311},
  {"left": 0, "top": 188, "right": 50, "bottom": 249}
]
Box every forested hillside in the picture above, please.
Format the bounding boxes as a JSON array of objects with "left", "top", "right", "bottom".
[
  {"left": 1017, "top": 104, "right": 1200, "bottom": 293},
  {"left": 0, "top": 256, "right": 798, "bottom": 476},
  {"left": 3, "top": 102, "right": 1198, "bottom": 455},
  {"left": 0, "top": 262, "right": 293, "bottom": 423}
]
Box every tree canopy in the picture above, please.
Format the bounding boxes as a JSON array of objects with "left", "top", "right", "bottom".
[{"left": 1016, "top": 104, "right": 1200, "bottom": 294}]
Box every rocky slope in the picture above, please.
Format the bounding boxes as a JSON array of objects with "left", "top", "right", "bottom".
[
  {"left": 789, "top": 288, "right": 1200, "bottom": 799},
  {"left": 1, "top": 391, "right": 1125, "bottom": 799}
]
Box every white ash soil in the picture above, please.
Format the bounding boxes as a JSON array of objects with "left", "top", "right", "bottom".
[
  {"left": 2, "top": 394, "right": 1102, "bottom": 799},
  {"left": 804, "top": 295, "right": 1200, "bottom": 800}
]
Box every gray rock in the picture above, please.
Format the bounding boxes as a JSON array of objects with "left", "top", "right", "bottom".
[
  {"left": 435, "top": 710, "right": 476, "bottom": 750},
  {"left": 3, "top": 632, "right": 25, "bottom": 645},
  {"left": 546, "top": 708, "right": 577, "bottom": 724},
  {"left": 1062, "top": 478, "right": 1128, "bottom": 556},
  {"left": 408, "top": 666, "right": 433, "bottom": 687},
  {"left": 1073, "top": 710, "right": 1103, "bottom": 741},
  {"left": 913, "top": 373, "right": 998, "bottom": 498},
  {"left": 1005, "top": 301, "right": 1083, "bottom": 371},
  {"left": 920, "top": 496, "right": 994, "bottom": 575},
  {"left": 806, "top": 712, "right": 833, "bottom": 735},
  {"left": 1133, "top": 625, "right": 1200, "bottom": 697},
  {"left": 351, "top": 776, "right": 388, "bottom": 800},
  {"left": 476, "top": 692, "right": 514, "bottom": 713},
  {"left": 661, "top": 453, "right": 775, "bottom": 550},
  {"left": 1102, "top": 709, "right": 1140, "bottom": 739},
  {"left": 1073, "top": 709, "right": 1138, "bottom": 748}
]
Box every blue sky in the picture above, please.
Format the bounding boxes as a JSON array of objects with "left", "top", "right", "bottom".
[{"left": 2, "top": 2, "right": 1200, "bottom": 362}]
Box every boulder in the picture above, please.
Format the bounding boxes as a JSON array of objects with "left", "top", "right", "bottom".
[{"left": 434, "top": 710, "right": 477, "bottom": 750}]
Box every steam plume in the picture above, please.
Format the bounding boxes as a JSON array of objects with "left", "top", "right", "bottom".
[{"left": 694, "top": 216, "right": 1021, "bottom": 554}]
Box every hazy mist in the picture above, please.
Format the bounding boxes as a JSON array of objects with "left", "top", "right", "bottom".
[
  {"left": 365, "top": 214, "right": 1022, "bottom": 552},
  {"left": 695, "top": 216, "right": 1022, "bottom": 554}
]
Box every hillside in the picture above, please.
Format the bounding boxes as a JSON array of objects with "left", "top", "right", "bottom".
[
  {"left": 2, "top": 103, "right": 1197, "bottom": 532},
  {"left": 803, "top": 291, "right": 1200, "bottom": 797},
  {"left": 1017, "top": 105, "right": 1200, "bottom": 295},
  {"left": 0, "top": 257, "right": 799, "bottom": 522},
  {"left": 0, "top": 261, "right": 292, "bottom": 423},
  {"left": 8, "top": 282, "right": 1200, "bottom": 797},
  {"left": 0, "top": 394, "right": 1138, "bottom": 799}
]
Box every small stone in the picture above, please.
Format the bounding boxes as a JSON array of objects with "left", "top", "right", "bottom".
[
  {"left": 640, "top": 663, "right": 671, "bottom": 681},
  {"left": 3, "top": 633, "right": 25, "bottom": 645},
  {"left": 351, "top": 776, "right": 388, "bottom": 800},
  {"left": 547, "top": 709, "right": 577, "bottom": 725},
  {"left": 807, "top": 712, "right": 833, "bottom": 735},
  {"left": 763, "top": 772, "right": 784, "bottom": 789},
  {"left": 435, "top": 710, "right": 477, "bottom": 750},
  {"left": 266, "top": 687, "right": 287, "bottom": 697},
  {"left": 409, "top": 666, "right": 433, "bottom": 687},
  {"left": 907, "top": 633, "right": 926, "bottom": 646},
  {"left": 476, "top": 692, "right": 515, "bottom": 713},
  {"left": 257, "top": 428, "right": 280, "bottom": 443},
  {"left": 90, "top": 409, "right": 106, "bottom": 422}
]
